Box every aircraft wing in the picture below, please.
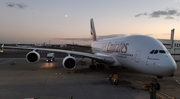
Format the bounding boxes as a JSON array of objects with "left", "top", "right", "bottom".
[{"left": 1, "top": 45, "right": 115, "bottom": 64}]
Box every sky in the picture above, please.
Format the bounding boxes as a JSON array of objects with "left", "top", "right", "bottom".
[{"left": 0, "top": 0, "right": 180, "bottom": 45}]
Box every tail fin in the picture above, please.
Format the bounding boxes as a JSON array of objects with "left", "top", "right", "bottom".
[{"left": 90, "top": 18, "right": 97, "bottom": 41}]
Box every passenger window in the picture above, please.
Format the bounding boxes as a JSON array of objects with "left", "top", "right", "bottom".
[
  {"left": 154, "top": 50, "right": 158, "bottom": 54},
  {"left": 150, "top": 50, "right": 154, "bottom": 54},
  {"left": 159, "top": 50, "right": 165, "bottom": 53}
]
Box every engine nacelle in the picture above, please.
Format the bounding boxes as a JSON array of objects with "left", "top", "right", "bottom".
[
  {"left": 62, "top": 55, "right": 76, "bottom": 70},
  {"left": 26, "top": 51, "right": 40, "bottom": 63}
]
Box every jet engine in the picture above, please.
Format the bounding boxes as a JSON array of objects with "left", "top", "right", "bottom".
[
  {"left": 62, "top": 55, "right": 76, "bottom": 70},
  {"left": 26, "top": 51, "right": 40, "bottom": 63}
]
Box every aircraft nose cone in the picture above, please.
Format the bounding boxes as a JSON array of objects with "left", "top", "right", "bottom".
[{"left": 162, "top": 58, "right": 177, "bottom": 75}]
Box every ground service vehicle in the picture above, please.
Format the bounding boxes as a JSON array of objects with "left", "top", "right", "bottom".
[
  {"left": 46, "top": 53, "right": 55, "bottom": 62},
  {"left": 109, "top": 73, "right": 119, "bottom": 85}
]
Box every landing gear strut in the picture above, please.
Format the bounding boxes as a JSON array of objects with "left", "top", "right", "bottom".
[
  {"left": 150, "top": 76, "right": 160, "bottom": 90},
  {"left": 89, "top": 59, "right": 96, "bottom": 69}
]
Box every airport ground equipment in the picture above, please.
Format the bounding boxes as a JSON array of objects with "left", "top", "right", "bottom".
[
  {"left": 109, "top": 73, "right": 119, "bottom": 85},
  {"left": 46, "top": 53, "right": 55, "bottom": 62}
]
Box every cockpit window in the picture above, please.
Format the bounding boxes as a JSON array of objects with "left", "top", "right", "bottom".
[
  {"left": 150, "top": 50, "right": 154, "bottom": 54},
  {"left": 159, "top": 50, "right": 165, "bottom": 53},
  {"left": 154, "top": 50, "right": 158, "bottom": 54},
  {"left": 150, "top": 50, "right": 166, "bottom": 54}
]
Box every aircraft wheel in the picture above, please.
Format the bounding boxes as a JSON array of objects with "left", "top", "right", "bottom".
[
  {"left": 97, "top": 64, "right": 102, "bottom": 69},
  {"left": 89, "top": 65, "right": 92, "bottom": 69},
  {"left": 97, "top": 64, "right": 105, "bottom": 70},
  {"left": 111, "top": 80, "right": 113, "bottom": 84},
  {"left": 170, "top": 74, "right": 174, "bottom": 77},
  {"left": 155, "top": 83, "right": 160, "bottom": 90},
  {"left": 92, "top": 65, "right": 96, "bottom": 70},
  {"left": 101, "top": 65, "right": 105, "bottom": 69},
  {"left": 109, "top": 77, "right": 112, "bottom": 81},
  {"left": 89, "top": 65, "right": 96, "bottom": 70},
  {"left": 116, "top": 80, "right": 119, "bottom": 85}
]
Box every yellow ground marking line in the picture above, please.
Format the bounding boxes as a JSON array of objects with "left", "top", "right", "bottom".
[
  {"left": 156, "top": 93, "right": 165, "bottom": 99},
  {"left": 118, "top": 73, "right": 175, "bottom": 99},
  {"left": 157, "top": 91, "right": 175, "bottom": 99}
]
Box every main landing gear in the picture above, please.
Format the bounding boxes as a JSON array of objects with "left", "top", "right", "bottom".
[
  {"left": 89, "top": 59, "right": 105, "bottom": 70},
  {"left": 143, "top": 76, "right": 161, "bottom": 91}
]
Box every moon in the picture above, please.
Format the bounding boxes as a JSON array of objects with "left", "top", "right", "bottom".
[{"left": 65, "top": 15, "right": 67, "bottom": 17}]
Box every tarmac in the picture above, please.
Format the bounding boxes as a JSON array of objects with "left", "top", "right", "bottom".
[{"left": 0, "top": 50, "right": 180, "bottom": 99}]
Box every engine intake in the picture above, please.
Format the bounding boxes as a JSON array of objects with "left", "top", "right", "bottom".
[
  {"left": 62, "top": 55, "right": 76, "bottom": 70},
  {"left": 26, "top": 51, "right": 40, "bottom": 63}
]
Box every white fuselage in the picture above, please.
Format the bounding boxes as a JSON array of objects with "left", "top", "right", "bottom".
[{"left": 91, "top": 35, "right": 177, "bottom": 76}]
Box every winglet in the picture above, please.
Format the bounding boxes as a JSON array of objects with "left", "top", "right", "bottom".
[
  {"left": 90, "top": 18, "right": 97, "bottom": 41},
  {"left": 1, "top": 44, "right": 4, "bottom": 52},
  {"left": 1, "top": 44, "right": 4, "bottom": 48}
]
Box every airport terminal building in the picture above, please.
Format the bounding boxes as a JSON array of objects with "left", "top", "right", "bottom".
[
  {"left": 158, "top": 29, "right": 180, "bottom": 62},
  {"left": 159, "top": 39, "right": 180, "bottom": 62}
]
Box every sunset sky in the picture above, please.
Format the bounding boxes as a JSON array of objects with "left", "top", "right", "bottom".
[{"left": 0, "top": 0, "right": 180, "bottom": 45}]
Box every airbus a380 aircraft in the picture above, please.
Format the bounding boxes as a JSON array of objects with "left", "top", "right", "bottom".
[{"left": 1, "top": 18, "right": 177, "bottom": 90}]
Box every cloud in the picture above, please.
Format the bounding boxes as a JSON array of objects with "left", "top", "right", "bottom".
[
  {"left": 6, "top": 2, "right": 27, "bottom": 9},
  {"left": 150, "top": 11, "right": 168, "bottom": 18},
  {"left": 146, "top": 34, "right": 153, "bottom": 36},
  {"left": 53, "top": 38, "right": 91, "bottom": 41},
  {"left": 177, "top": 12, "right": 180, "bottom": 16},
  {"left": 150, "top": 9, "right": 177, "bottom": 18},
  {"left": 162, "top": 33, "right": 171, "bottom": 35},
  {"left": 135, "top": 9, "right": 180, "bottom": 20},
  {"left": 165, "top": 16, "right": 174, "bottom": 20},
  {"left": 97, "top": 34, "right": 126, "bottom": 40},
  {"left": 135, "top": 13, "right": 148, "bottom": 17},
  {"left": 53, "top": 34, "right": 126, "bottom": 41}
]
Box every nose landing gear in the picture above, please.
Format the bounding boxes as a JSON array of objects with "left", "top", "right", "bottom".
[{"left": 149, "top": 76, "right": 161, "bottom": 90}]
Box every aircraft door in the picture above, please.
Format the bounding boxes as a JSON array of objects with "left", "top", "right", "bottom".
[{"left": 135, "top": 50, "right": 141, "bottom": 62}]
